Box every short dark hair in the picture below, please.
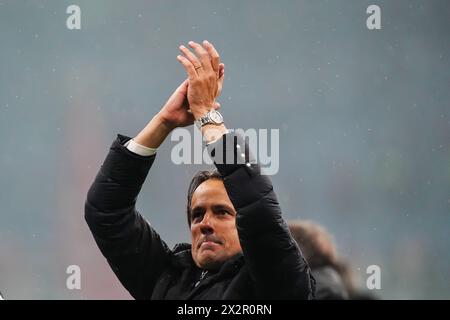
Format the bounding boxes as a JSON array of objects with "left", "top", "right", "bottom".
[
  {"left": 186, "top": 170, "right": 223, "bottom": 227},
  {"left": 288, "top": 220, "right": 338, "bottom": 269}
]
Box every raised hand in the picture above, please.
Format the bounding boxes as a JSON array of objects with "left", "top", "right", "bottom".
[
  {"left": 134, "top": 41, "right": 225, "bottom": 149},
  {"left": 157, "top": 79, "right": 193, "bottom": 130},
  {"left": 177, "top": 40, "right": 225, "bottom": 120}
]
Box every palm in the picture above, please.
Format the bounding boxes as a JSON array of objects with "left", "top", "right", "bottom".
[{"left": 160, "top": 80, "right": 194, "bottom": 128}]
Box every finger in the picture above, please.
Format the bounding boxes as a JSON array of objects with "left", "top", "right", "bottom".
[
  {"left": 176, "top": 55, "right": 197, "bottom": 80},
  {"left": 218, "top": 63, "right": 225, "bottom": 79},
  {"left": 202, "top": 40, "right": 220, "bottom": 73},
  {"left": 177, "top": 79, "right": 189, "bottom": 90},
  {"left": 188, "top": 41, "right": 213, "bottom": 73},
  {"left": 218, "top": 73, "right": 224, "bottom": 90},
  {"left": 174, "top": 79, "right": 189, "bottom": 96},
  {"left": 212, "top": 101, "right": 221, "bottom": 110},
  {"left": 217, "top": 64, "right": 225, "bottom": 96},
  {"left": 179, "top": 45, "right": 202, "bottom": 72}
]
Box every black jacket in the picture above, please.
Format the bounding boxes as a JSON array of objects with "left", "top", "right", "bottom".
[
  {"left": 312, "top": 266, "right": 348, "bottom": 300},
  {"left": 85, "top": 132, "right": 315, "bottom": 299}
]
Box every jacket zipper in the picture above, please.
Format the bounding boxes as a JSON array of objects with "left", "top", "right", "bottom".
[{"left": 194, "top": 270, "right": 208, "bottom": 288}]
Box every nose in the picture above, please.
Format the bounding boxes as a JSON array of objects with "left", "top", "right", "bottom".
[{"left": 199, "top": 211, "right": 214, "bottom": 235}]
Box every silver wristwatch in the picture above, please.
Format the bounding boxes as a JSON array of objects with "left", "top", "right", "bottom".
[{"left": 194, "top": 109, "right": 224, "bottom": 130}]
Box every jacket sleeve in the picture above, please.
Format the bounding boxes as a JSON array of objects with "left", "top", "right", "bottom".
[
  {"left": 207, "top": 132, "right": 315, "bottom": 299},
  {"left": 84, "top": 134, "right": 171, "bottom": 299}
]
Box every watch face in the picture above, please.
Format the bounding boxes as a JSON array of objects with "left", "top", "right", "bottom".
[{"left": 210, "top": 110, "right": 223, "bottom": 123}]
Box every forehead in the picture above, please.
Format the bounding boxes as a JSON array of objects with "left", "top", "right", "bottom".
[{"left": 191, "top": 179, "right": 230, "bottom": 206}]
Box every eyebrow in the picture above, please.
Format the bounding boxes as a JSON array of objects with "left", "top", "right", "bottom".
[
  {"left": 191, "top": 204, "right": 235, "bottom": 214},
  {"left": 191, "top": 206, "right": 205, "bottom": 214},
  {"left": 212, "top": 204, "right": 235, "bottom": 214}
]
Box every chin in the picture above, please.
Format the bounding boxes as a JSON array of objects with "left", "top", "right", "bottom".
[{"left": 197, "top": 253, "right": 224, "bottom": 270}]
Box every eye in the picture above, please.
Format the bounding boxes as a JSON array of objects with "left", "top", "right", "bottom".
[
  {"left": 218, "top": 208, "right": 232, "bottom": 216},
  {"left": 191, "top": 210, "right": 203, "bottom": 223}
]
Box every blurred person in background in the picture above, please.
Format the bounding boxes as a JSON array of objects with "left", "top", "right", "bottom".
[
  {"left": 288, "top": 220, "right": 377, "bottom": 299},
  {"left": 288, "top": 220, "right": 349, "bottom": 299},
  {"left": 84, "top": 40, "right": 315, "bottom": 299},
  {"left": 334, "top": 258, "right": 377, "bottom": 300}
]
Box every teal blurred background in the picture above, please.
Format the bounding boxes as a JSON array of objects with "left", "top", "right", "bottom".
[{"left": 0, "top": 0, "right": 449, "bottom": 299}]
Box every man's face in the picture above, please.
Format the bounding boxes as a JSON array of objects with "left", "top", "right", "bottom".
[{"left": 190, "top": 179, "right": 242, "bottom": 270}]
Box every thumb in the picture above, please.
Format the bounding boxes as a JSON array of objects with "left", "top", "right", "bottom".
[
  {"left": 218, "top": 63, "right": 225, "bottom": 78},
  {"left": 176, "top": 79, "right": 189, "bottom": 93},
  {"left": 213, "top": 101, "right": 221, "bottom": 110},
  {"left": 217, "top": 63, "right": 225, "bottom": 96}
]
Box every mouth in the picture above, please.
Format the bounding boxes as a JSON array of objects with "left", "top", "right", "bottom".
[
  {"left": 200, "top": 241, "right": 220, "bottom": 250},
  {"left": 200, "top": 241, "right": 219, "bottom": 247},
  {"left": 197, "top": 237, "right": 222, "bottom": 249}
]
